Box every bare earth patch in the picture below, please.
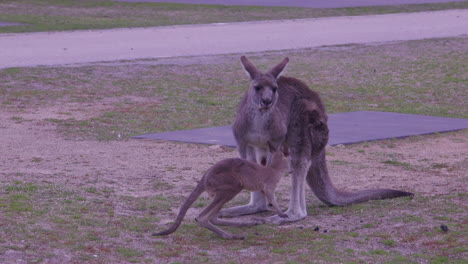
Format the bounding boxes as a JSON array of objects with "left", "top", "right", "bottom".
[
  {"left": 0, "top": 38, "right": 466, "bottom": 263},
  {"left": 0, "top": 106, "right": 466, "bottom": 263}
]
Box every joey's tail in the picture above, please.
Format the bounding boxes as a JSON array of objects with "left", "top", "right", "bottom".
[
  {"left": 307, "top": 151, "right": 413, "bottom": 206},
  {"left": 152, "top": 178, "right": 205, "bottom": 236}
]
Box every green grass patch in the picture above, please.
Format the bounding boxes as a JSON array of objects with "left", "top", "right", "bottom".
[
  {"left": 395, "top": 214, "right": 425, "bottom": 223},
  {"left": 382, "top": 160, "right": 413, "bottom": 169},
  {"left": 0, "top": 0, "right": 467, "bottom": 33},
  {"left": 330, "top": 160, "right": 352, "bottom": 166},
  {"left": 117, "top": 247, "right": 144, "bottom": 258},
  {"left": 431, "top": 163, "right": 450, "bottom": 169},
  {"left": 1, "top": 37, "right": 466, "bottom": 141},
  {"left": 0, "top": 179, "right": 466, "bottom": 263},
  {"left": 370, "top": 249, "right": 389, "bottom": 255},
  {"left": 382, "top": 239, "right": 397, "bottom": 247}
]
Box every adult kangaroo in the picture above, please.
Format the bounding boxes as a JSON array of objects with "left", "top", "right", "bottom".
[{"left": 220, "top": 56, "right": 413, "bottom": 224}]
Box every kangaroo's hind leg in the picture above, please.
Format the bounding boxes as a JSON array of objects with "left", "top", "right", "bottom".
[
  {"left": 195, "top": 190, "right": 245, "bottom": 240},
  {"left": 265, "top": 157, "right": 310, "bottom": 225},
  {"left": 211, "top": 215, "right": 266, "bottom": 227}
]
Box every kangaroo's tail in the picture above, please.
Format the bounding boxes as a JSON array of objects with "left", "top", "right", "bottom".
[
  {"left": 307, "top": 151, "right": 413, "bottom": 206},
  {"left": 152, "top": 178, "right": 205, "bottom": 236},
  {"left": 321, "top": 188, "right": 414, "bottom": 206}
]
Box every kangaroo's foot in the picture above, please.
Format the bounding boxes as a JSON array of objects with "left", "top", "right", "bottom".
[
  {"left": 219, "top": 204, "right": 269, "bottom": 218},
  {"left": 249, "top": 217, "right": 268, "bottom": 225},
  {"left": 264, "top": 209, "right": 306, "bottom": 225},
  {"left": 211, "top": 217, "right": 265, "bottom": 227}
]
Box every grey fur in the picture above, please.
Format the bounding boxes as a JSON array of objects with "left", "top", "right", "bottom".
[{"left": 221, "top": 56, "right": 413, "bottom": 224}]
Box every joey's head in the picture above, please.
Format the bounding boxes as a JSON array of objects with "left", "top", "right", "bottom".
[
  {"left": 240, "top": 56, "right": 289, "bottom": 112},
  {"left": 267, "top": 142, "right": 289, "bottom": 173},
  {"left": 269, "top": 150, "right": 288, "bottom": 173}
]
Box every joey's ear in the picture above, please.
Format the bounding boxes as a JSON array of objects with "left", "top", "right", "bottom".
[
  {"left": 240, "top": 56, "right": 259, "bottom": 80},
  {"left": 268, "top": 57, "right": 289, "bottom": 79}
]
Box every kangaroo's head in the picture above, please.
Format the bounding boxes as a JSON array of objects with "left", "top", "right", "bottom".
[{"left": 241, "top": 56, "right": 289, "bottom": 112}]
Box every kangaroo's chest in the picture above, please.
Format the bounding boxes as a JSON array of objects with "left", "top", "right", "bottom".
[
  {"left": 244, "top": 130, "right": 270, "bottom": 147},
  {"left": 243, "top": 112, "right": 287, "bottom": 147}
]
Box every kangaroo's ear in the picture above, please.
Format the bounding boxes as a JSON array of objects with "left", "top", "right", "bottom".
[
  {"left": 268, "top": 57, "right": 289, "bottom": 79},
  {"left": 241, "top": 56, "right": 259, "bottom": 80}
]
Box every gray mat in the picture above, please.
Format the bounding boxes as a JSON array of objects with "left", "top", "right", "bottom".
[{"left": 133, "top": 111, "right": 468, "bottom": 147}]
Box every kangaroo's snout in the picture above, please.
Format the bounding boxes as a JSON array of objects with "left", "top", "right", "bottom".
[{"left": 261, "top": 98, "right": 272, "bottom": 107}]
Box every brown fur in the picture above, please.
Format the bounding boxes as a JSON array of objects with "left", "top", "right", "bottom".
[{"left": 153, "top": 150, "right": 288, "bottom": 240}]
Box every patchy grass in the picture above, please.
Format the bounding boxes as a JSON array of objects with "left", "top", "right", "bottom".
[
  {"left": 0, "top": 181, "right": 466, "bottom": 263},
  {"left": 0, "top": 37, "right": 466, "bottom": 141},
  {"left": 1, "top": 10, "right": 466, "bottom": 262},
  {"left": 0, "top": 0, "right": 466, "bottom": 33},
  {"left": 382, "top": 160, "right": 414, "bottom": 170},
  {"left": 0, "top": 181, "right": 173, "bottom": 263}
]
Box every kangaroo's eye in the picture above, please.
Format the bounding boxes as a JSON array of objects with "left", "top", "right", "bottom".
[
  {"left": 272, "top": 87, "right": 278, "bottom": 93},
  {"left": 254, "top": 85, "right": 261, "bottom": 91}
]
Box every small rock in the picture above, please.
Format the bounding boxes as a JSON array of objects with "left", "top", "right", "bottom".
[
  {"left": 313, "top": 226, "right": 319, "bottom": 232},
  {"left": 323, "top": 229, "right": 328, "bottom": 233},
  {"left": 440, "top": 225, "right": 449, "bottom": 232}
]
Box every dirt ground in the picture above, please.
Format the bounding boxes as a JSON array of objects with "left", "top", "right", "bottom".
[
  {"left": 1, "top": 106, "right": 466, "bottom": 205},
  {"left": 1, "top": 101, "right": 467, "bottom": 263}
]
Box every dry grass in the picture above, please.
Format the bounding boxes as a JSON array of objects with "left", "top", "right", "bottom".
[
  {"left": 1, "top": 37, "right": 466, "bottom": 140},
  {"left": 0, "top": 33, "right": 467, "bottom": 263},
  {"left": 0, "top": 130, "right": 466, "bottom": 263}
]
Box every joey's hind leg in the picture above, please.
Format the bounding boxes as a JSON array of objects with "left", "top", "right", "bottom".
[
  {"left": 220, "top": 146, "right": 269, "bottom": 218},
  {"left": 196, "top": 191, "right": 245, "bottom": 240}
]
